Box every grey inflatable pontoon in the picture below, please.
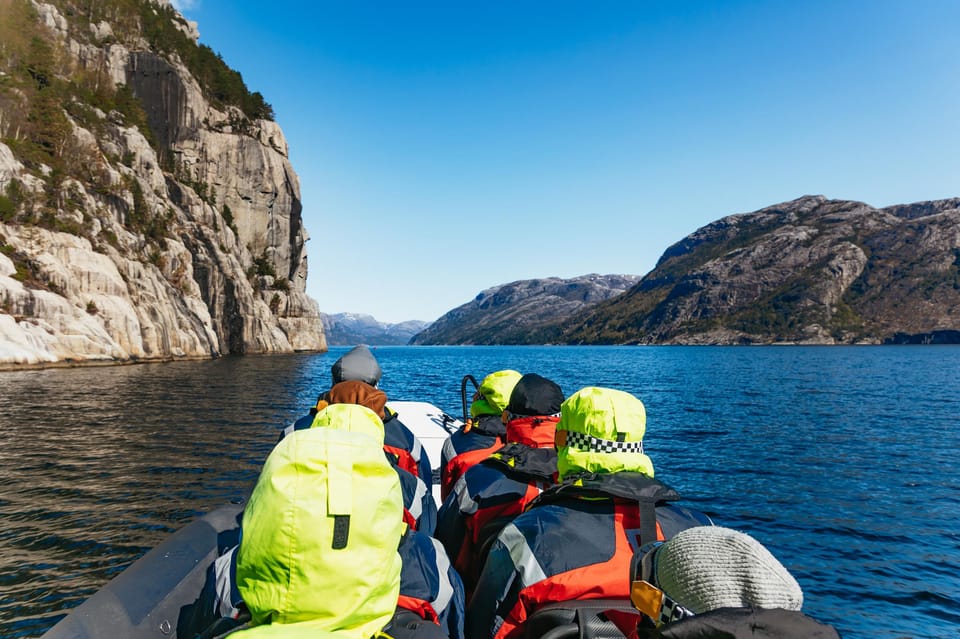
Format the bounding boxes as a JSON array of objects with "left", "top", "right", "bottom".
[{"left": 41, "top": 502, "right": 244, "bottom": 639}]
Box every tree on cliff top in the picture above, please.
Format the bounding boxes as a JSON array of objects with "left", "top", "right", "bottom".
[{"left": 27, "top": 0, "right": 275, "bottom": 122}]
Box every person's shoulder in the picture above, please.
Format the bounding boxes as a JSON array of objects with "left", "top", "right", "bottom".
[
  {"left": 499, "top": 498, "right": 585, "bottom": 543},
  {"left": 476, "top": 460, "right": 537, "bottom": 493},
  {"left": 450, "top": 429, "right": 498, "bottom": 454},
  {"left": 382, "top": 406, "right": 401, "bottom": 425},
  {"left": 395, "top": 464, "right": 424, "bottom": 489},
  {"left": 383, "top": 409, "right": 417, "bottom": 437},
  {"left": 458, "top": 466, "right": 513, "bottom": 504},
  {"left": 464, "top": 458, "right": 503, "bottom": 481},
  {"left": 292, "top": 412, "right": 314, "bottom": 430},
  {"left": 399, "top": 527, "right": 436, "bottom": 554}
]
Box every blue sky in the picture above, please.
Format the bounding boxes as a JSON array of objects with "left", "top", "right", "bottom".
[{"left": 172, "top": 1, "right": 960, "bottom": 324}]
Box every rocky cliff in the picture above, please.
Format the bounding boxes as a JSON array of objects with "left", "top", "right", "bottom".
[
  {"left": 0, "top": 0, "right": 325, "bottom": 367},
  {"left": 410, "top": 274, "right": 640, "bottom": 345},
  {"left": 560, "top": 196, "right": 960, "bottom": 344}
]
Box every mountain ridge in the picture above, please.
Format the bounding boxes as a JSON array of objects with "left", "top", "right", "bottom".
[
  {"left": 410, "top": 273, "right": 640, "bottom": 345},
  {"left": 560, "top": 195, "right": 960, "bottom": 344},
  {"left": 408, "top": 195, "right": 960, "bottom": 345}
]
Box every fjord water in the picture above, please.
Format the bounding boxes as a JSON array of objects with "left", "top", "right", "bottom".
[{"left": 0, "top": 346, "right": 957, "bottom": 638}]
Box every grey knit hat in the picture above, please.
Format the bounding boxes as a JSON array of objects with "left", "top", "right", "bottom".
[
  {"left": 649, "top": 526, "right": 803, "bottom": 614},
  {"left": 331, "top": 345, "right": 382, "bottom": 386}
]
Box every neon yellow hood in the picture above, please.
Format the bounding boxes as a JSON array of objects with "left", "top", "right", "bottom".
[
  {"left": 470, "top": 369, "right": 522, "bottom": 418},
  {"left": 235, "top": 427, "right": 403, "bottom": 637},
  {"left": 311, "top": 403, "right": 385, "bottom": 443},
  {"left": 556, "top": 387, "right": 655, "bottom": 480}
]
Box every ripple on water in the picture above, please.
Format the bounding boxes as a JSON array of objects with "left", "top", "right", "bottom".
[{"left": 2, "top": 348, "right": 960, "bottom": 639}]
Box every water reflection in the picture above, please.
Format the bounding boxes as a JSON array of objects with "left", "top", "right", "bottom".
[
  {"left": 0, "top": 354, "right": 323, "bottom": 637},
  {"left": 2, "top": 346, "right": 959, "bottom": 639}
]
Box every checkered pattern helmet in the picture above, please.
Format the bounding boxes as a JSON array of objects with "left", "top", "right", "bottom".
[{"left": 556, "top": 387, "right": 654, "bottom": 480}]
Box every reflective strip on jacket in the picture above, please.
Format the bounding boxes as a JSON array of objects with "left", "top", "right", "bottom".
[
  {"left": 440, "top": 414, "right": 507, "bottom": 501},
  {"left": 384, "top": 408, "right": 434, "bottom": 489},
  {"left": 436, "top": 443, "right": 556, "bottom": 595},
  {"left": 398, "top": 463, "right": 438, "bottom": 535}
]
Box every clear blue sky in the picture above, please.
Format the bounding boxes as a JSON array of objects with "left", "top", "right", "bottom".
[{"left": 172, "top": 0, "right": 960, "bottom": 324}]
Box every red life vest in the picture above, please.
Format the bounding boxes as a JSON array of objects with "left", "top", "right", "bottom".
[
  {"left": 467, "top": 473, "right": 712, "bottom": 639},
  {"left": 505, "top": 415, "right": 560, "bottom": 449},
  {"left": 493, "top": 503, "right": 665, "bottom": 639}
]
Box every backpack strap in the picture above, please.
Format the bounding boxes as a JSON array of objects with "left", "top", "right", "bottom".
[{"left": 638, "top": 500, "right": 658, "bottom": 547}]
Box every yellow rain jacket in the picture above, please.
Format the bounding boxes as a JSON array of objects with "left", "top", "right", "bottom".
[{"left": 233, "top": 425, "right": 405, "bottom": 638}]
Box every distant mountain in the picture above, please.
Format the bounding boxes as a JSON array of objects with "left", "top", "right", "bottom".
[
  {"left": 321, "top": 313, "right": 430, "bottom": 346},
  {"left": 558, "top": 195, "right": 960, "bottom": 344},
  {"left": 409, "top": 274, "right": 641, "bottom": 345},
  {"left": 411, "top": 196, "right": 960, "bottom": 346}
]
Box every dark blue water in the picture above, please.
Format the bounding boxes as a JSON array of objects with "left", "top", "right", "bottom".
[{"left": 1, "top": 346, "right": 958, "bottom": 638}]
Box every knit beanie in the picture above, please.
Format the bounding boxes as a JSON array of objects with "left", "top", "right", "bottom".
[
  {"left": 331, "top": 345, "right": 382, "bottom": 386},
  {"left": 651, "top": 526, "right": 803, "bottom": 614},
  {"left": 470, "top": 369, "right": 522, "bottom": 418},
  {"left": 507, "top": 374, "right": 564, "bottom": 416},
  {"left": 310, "top": 403, "right": 385, "bottom": 444},
  {"left": 555, "top": 387, "right": 654, "bottom": 480}
]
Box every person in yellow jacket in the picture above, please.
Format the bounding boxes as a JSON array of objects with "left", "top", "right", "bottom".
[{"left": 231, "top": 412, "right": 405, "bottom": 638}]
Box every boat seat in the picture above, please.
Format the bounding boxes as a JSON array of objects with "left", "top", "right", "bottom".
[{"left": 524, "top": 599, "right": 636, "bottom": 639}]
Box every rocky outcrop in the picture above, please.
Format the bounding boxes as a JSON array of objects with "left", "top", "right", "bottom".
[
  {"left": 0, "top": 0, "right": 324, "bottom": 367},
  {"left": 321, "top": 313, "right": 430, "bottom": 346},
  {"left": 410, "top": 274, "right": 641, "bottom": 345},
  {"left": 559, "top": 196, "right": 960, "bottom": 344}
]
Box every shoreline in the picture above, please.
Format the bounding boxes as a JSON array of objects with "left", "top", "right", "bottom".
[
  {"left": 0, "top": 348, "right": 328, "bottom": 373},
  {"left": 4, "top": 339, "right": 959, "bottom": 372}
]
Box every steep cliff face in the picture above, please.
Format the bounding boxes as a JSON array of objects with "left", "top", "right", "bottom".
[
  {"left": 410, "top": 274, "right": 640, "bottom": 345},
  {"left": 561, "top": 196, "right": 960, "bottom": 344},
  {"left": 0, "top": 0, "right": 325, "bottom": 367}
]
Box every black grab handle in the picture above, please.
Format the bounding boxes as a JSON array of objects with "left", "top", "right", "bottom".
[{"left": 460, "top": 374, "right": 479, "bottom": 423}]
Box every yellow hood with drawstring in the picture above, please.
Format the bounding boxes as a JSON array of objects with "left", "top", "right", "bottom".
[{"left": 234, "top": 425, "right": 404, "bottom": 638}]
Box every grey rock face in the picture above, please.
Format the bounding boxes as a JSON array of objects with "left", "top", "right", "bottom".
[
  {"left": 561, "top": 196, "right": 960, "bottom": 344},
  {"left": 0, "top": 1, "right": 324, "bottom": 367},
  {"left": 409, "top": 274, "right": 640, "bottom": 345}
]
